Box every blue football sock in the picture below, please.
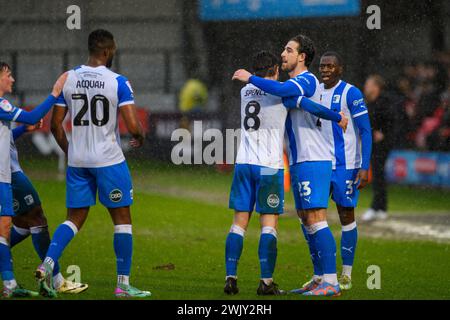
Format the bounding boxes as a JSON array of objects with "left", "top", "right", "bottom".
[
  {"left": 114, "top": 225, "right": 133, "bottom": 278},
  {"left": 311, "top": 221, "right": 337, "bottom": 285},
  {"left": 258, "top": 227, "right": 277, "bottom": 279},
  {"left": 0, "top": 237, "right": 15, "bottom": 282},
  {"left": 225, "top": 225, "right": 245, "bottom": 277},
  {"left": 45, "top": 221, "right": 78, "bottom": 269},
  {"left": 341, "top": 221, "right": 358, "bottom": 268},
  {"left": 300, "top": 222, "right": 323, "bottom": 276},
  {"left": 10, "top": 225, "right": 30, "bottom": 248},
  {"left": 30, "top": 226, "right": 60, "bottom": 276}
]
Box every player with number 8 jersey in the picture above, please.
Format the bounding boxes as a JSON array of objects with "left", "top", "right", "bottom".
[{"left": 226, "top": 51, "right": 287, "bottom": 296}]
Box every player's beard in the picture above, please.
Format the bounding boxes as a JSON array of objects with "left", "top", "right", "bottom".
[{"left": 281, "top": 61, "right": 296, "bottom": 73}]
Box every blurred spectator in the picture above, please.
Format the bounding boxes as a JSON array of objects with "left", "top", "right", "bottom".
[
  {"left": 394, "top": 51, "right": 450, "bottom": 150},
  {"left": 362, "top": 74, "right": 399, "bottom": 221},
  {"left": 423, "top": 85, "right": 450, "bottom": 151},
  {"left": 179, "top": 78, "right": 208, "bottom": 115}
]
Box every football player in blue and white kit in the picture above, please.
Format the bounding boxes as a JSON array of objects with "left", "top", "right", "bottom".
[
  {"left": 226, "top": 51, "right": 288, "bottom": 296},
  {"left": 233, "top": 35, "right": 344, "bottom": 296},
  {"left": 312, "top": 52, "right": 372, "bottom": 290},
  {"left": 9, "top": 121, "right": 88, "bottom": 294},
  {"left": 35, "top": 29, "right": 150, "bottom": 298},
  {"left": 228, "top": 50, "right": 348, "bottom": 296},
  {"left": 0, "top": 61, "right": 67, "bottom": 298}
]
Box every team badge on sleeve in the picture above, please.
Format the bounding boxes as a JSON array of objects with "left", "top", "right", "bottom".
[{"left": 0, "top": 99, "right": 13, "bottom": 112}]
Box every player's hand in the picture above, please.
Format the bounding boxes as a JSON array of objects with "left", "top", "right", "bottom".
[
  {"left": 232, "top": 69, "right": 252, "bottom": 83},
  {"left": 355, "top": 169, "right": 369, "bottom": 190},
  {"left": 129, "top": 136, "right": 144, "bottom": 148},
  {"left": 51, "top": 72, "right": 68, "bottom": 98},
  {"left": 26, "top": 119, "right": 43, "bottom": 132},
  {"left": 338, "top": 111, "right": 348, "bottom": 133}
]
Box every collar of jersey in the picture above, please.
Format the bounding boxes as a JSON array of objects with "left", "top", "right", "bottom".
[
  {"left": 81, "top": 64, "right": 107, "bottom": 69},
  {"left": 322, "top": 80, "right": 342, "bottom": 91}
]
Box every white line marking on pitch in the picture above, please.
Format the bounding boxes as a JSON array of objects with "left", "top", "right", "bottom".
[{"left": 371, "top": 219, "right": 450, "bottom": 240}]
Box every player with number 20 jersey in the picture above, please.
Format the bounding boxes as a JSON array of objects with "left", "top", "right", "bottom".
[
  {"left": 55, "top": 65, "right": 134, "bottom": 208},
  {"left": 35, "top": 29, "right": 150, "bottom": 299}
]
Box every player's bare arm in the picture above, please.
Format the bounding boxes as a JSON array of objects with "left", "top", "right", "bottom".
[
  {"left": 120, "top": 104, "right": 145, "bottom": 148},
  {"left": 50, "top": 106, "right": 69, "bottom": 154},
  {"left": 51, "top": 72, "right": 68, "bottom": 98}
]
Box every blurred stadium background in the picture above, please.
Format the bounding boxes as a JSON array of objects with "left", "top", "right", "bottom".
[{"left": 1, "top": 0, "right": 449, "bottom": 299}]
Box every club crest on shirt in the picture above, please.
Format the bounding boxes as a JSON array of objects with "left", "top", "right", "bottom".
[{"left": 332, "top": 95, "right": 341, "bottom": 103}]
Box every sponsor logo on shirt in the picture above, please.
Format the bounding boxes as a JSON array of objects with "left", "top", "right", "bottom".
[{"left": 353, "top": 98, "right": 365, "bottom": 107}]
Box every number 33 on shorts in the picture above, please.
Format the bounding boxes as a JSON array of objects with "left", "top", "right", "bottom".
[{"left": 330, "top": 168, "right": 360, "bottom": 208}]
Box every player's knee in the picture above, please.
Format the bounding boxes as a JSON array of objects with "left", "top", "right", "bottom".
[
  {"left": 67, "top": 208, "right": 90, "bottom": 230},
  {"left": 233, "top": 221, "right": 249, "bottom": 231},
  {"left": 233, "top": 212, "right": 251, "bottom": 230},
  {"left": 303, "top": 209, "right": 327, "bottom": 226},
  {"left": 26, "top": 206, "right": 48, "bottom": 227},
  {"left": 338, "top": 207, "right": 355, "bottom": 225},
  {"left": 109, "top": 207, "right": 132, "bottom": 225}
]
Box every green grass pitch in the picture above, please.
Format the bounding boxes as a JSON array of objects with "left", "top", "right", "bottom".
[{"left": 9, "top": 159, "right": 450, "bottom": 300}]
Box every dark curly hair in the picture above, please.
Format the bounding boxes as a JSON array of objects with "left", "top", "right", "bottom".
[
  {"left": 251, "top": 51, "right": 279, "bottom": 78},
  {"left": 290, "top": 34, "right": 315, "bottom": 67}
]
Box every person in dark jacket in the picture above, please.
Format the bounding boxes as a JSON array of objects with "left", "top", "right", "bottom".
[{"left": 362, "top": 74, "right": 396, "bottom": 221}]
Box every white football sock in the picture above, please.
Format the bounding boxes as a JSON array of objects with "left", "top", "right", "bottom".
[
  {"left": 44, "top": 257, "right": 55, "bottom": 270},
  {"left": 118, "top": 275, "right": 129, "bottom": 286},
  {"left": 342, "top": 265, "right": 353, "bottom": 278},
  {"left": 3, "top": 279, "right": 17, "bottom": 290},
  {"left": 313, "top": 275, "right": 323, "bottom": 283},
  {"left": 323, "top": 273, "right": 338, "bottom": 286},
  {"left": 53, "top": 272, "right": 65, "bottom": 289}
]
